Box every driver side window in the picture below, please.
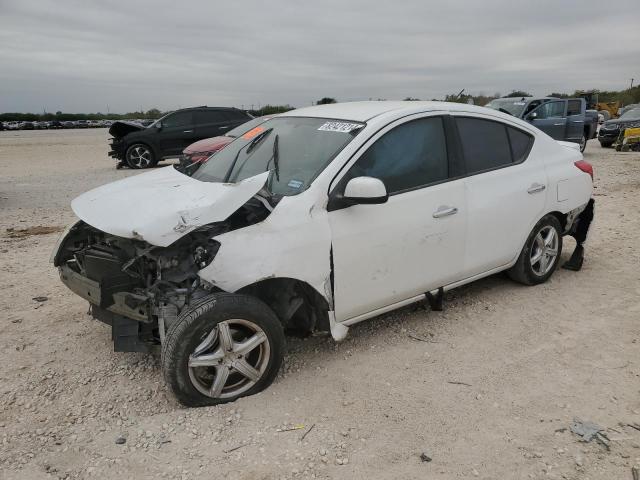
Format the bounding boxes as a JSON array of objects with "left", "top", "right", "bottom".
[
  {"left": 345, "top": 117, "right": 448, "bottom": 195},
  {"left": 535, "top": 101, "right": 566, "bottom": 119}
]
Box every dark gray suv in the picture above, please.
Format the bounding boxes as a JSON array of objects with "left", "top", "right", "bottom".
[{"left": 109, "top": 107, "right": 252, "bottom": 169}]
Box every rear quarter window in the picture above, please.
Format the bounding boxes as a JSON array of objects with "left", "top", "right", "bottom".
[
  {"left": 507, "top": 127, "right": 534, "bottom": 163},
  {"left": 456, "top": 117, "right": 534, "bottom": 174},
  {"left": 194, "top": 110, "right": 228, "bottom": 124}
]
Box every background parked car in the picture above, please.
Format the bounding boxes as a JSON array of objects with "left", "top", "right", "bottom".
[
  {"left": 109, "top": 106, "right": 253, "bottom": 169},
  {"left": 179, "top": 115, "right": 273, "bottom": 171},
  {"left": 485, "top": 97, "right": 596, "bottom": 152},
  {"left": 598, "top": 108, "right": 640, "bottom": 147},
  {"left": 620, "top": 103, "right": 640, "bottom": 116}
]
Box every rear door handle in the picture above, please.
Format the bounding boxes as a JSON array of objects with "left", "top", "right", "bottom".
[
  {"left": 219, "top": 126, "right": 230, "bottom": 130},
  {"left": 432, "top": 206, "right": 458, "bottom": 218},
  {"left": 183, "top": 129, "right": 194, "bottom": 133},
  {"left": 527, "top": 183, "right": 546, "bottom": 194},
  {"left": 553, "top": 123, "right": 564, "bottom": 126}
]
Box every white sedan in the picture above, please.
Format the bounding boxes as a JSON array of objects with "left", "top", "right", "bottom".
[{"left": 53, "top": 101, "right": 594, "bottom": 406}]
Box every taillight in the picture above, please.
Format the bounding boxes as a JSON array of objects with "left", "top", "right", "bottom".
[{"left": 574, "top": 160, "right": 593, "bottom": 180}]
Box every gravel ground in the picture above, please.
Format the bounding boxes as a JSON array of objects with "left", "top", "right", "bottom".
[{"left": 1, "top": 128, "right": 639, "bottom": 480}]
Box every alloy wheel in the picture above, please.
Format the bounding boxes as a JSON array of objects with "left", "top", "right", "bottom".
[
  {"left": 530, "top": 225, "right": 559, "bottom": 276},
  {"left": 128, "top": 145, "right": 152, "bottom": 168},
  {"left": 188, "top": 319, "right": 270, "bottom": 399}
]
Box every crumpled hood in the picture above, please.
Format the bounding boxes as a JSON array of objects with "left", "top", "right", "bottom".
[
  {"left": 108, "top": 120, "right": 146, "bottom": 138},
  {"left": 71, "top": 167, "right": 269, "bottom": 247}
]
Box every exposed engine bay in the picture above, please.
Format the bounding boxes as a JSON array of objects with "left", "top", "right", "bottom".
[{"left": 53, "top": 196, "right": 273, "bottom": 351}]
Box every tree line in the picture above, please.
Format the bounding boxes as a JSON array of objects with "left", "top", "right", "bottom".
[{"left": 3, "top": 87, "right": 639, "bottom": 122}]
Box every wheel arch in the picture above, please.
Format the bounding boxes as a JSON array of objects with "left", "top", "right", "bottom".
[
  {"left": 236, "top": 277, "right": 330, "bottom": 335},
  {"left": 547, "top": 210, "right": 568, "bottom": 232}
]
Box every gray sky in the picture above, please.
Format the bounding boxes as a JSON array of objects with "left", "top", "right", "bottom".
[{"left": 1, "top": 0, "right": 638, "bottom": 113}]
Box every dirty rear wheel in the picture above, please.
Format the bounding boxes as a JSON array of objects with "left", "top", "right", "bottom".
[
  {"left": 126, "top": 143, "right": 156, "bottom": 169},
  {"left": 161, "top": 293, "right": 285, "bottom": 407},
  {"left": 579, "top": 134, "right": 587, "bottom": 153},
  {"left": 508, "top": 214, "right": 563, "bottom": 286}
]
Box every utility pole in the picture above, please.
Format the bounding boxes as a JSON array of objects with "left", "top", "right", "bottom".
[{"left": 631, "top": 78, "right": 635, "bottom": 89}]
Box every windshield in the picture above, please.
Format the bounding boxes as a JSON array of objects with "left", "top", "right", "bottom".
[
  {"left": 192, "top": 117, "right": 364, "bottom": 196},
  {"left": 619, "top": 109, "right": 640, "bottom": 121},
  {"left": 225, "top": 116, "right": 270, "bottom": 138},
  {"left": 485, "top": 98, "right": 528, "bottom": 117}
]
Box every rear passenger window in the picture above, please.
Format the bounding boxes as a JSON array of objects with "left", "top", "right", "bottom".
[
  {"left": 194, "top": 110, "right": 227, "bottom": 124},
  {"left": 347, "top": 117, "right": 448, "bottom": 194},
  {"left": 507, "top": 127, "right": 534, "bottom": 163},
  {"left": 228, "top": 110, "right": 250, "bottom": 120},
  {"left": 455, "top": 118, "right": 512, "bottom": 173},
  {"left": 162, "top": 111, "right": 193, "bottom": 128}
]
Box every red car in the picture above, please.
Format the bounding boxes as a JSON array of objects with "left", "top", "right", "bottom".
[{"left": 180, "top": 116, "right": 272, "bottom": 170}]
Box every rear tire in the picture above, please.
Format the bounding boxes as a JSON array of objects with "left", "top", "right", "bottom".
[
  {"left": 125, "top": 143, "right": 156, "bottom": 169},
  {"left": 599, "top": 141, "right": 613, "bottom": 148},
  {"left": 161, "top": 293, "right": 285, "bottom": 407},
  {"left": 508, "top": 215, "right": 563, "bottom": 286},
  {"left": 579, "top": 134, "right": 587, "bottom": 153}
]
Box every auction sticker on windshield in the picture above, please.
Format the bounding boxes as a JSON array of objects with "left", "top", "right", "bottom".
[{"left": 317, "top": 121, "right": 362, "bottom": 133}]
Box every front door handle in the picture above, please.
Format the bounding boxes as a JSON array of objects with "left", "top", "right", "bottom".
[
  {"left": 219, "top": 126, "right": 230, "bottom": 130},
  {"left": 432, "top": 206, "right": 458, "bottom": 218},
  {"left": 183, "top": 129, "right": 194, "bottom": 133},
  {"left": 553, "top": 123, "right": 565, "bottom": 126},
  {"left": 527, "top": 183, "right": 546, "bottom": 194}
]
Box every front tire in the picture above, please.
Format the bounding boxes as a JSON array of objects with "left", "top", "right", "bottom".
[
  {"left": 161, "top": 293, "right": 285, "bottom": 407},
  {"left": 125, "top": 143, "right": 156, "bottom": 169},
  {"left": 599, "top": 141, "right": 613, "bottom": 148},
  {"left": 508, "top": 215, "right": 563, "bottom": 286}
]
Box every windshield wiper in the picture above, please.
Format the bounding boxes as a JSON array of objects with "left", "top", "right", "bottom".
[
  {"left": 223, "top": 128, "right": 273, "bottom": 182},
  {"left": 270, "top": 134, "right": 280, "bottom": 181}
]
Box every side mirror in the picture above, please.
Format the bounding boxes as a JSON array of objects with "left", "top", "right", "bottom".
[
  {"left": 155, "top": 121, "right": 163, "bottom": 130},
  {"left": 343, "top": 176, "right": 388, "bottom": 204},
  {"left": 527, "top": 112, "right": 538, "bottom": 121}
]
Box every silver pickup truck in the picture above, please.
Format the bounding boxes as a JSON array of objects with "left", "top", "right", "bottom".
[{"left": 486, "top": 97, "right": 598, "bottom": 152}]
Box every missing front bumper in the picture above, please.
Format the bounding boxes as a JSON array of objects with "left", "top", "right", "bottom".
[{"left": 58, "top": 264, "right": 150, "bottom": 323}]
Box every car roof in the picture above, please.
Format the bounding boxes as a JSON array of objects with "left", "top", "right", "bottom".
[
  {"left": 182, "top": 106, "right": 241, "bottom": 111},
  {"left": 279, "top": 100, "right": 517, "bottom": 122}
]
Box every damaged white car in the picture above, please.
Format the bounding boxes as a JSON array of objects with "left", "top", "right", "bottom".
[{"left": 52, "top": 101, "right": 594, "bottom": 406}]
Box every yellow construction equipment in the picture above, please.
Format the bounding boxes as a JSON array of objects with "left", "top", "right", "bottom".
[
  {"left": 616, "top": 127, "right": 640, "bottom": 152},
  {"left": 577, "top": 91, "right": 620, "bottom": 118},
  {"left": 596, "top": 101, "right": 620, "bottom": 119}
]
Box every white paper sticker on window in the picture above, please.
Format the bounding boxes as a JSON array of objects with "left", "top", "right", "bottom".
[{"left": 317, "top": 122, "right": 362, "bottom": 133}]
